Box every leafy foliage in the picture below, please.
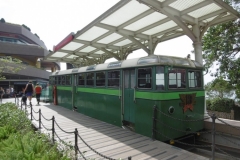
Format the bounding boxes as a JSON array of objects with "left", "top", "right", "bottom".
[
  {"left": 0, "top": 56, "right": 25, "bottom": 80},
  {"left": 206, "top": 98, "right": 236, "bottom": 112},
  {"left": 205, "top": 77, "right": 235, "bottom": 99},
  {"left": 202, "top": 0, "right": 240, "bottom": 100},
  {"left": 0, "top": 103, "right": 71, "bottom": 160}
]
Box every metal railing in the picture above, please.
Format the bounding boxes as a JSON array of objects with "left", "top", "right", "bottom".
[
  {"left": 14, "top": 97, "right": 131, "bottom": 160},
  {"left": 152, "top": 105, "right": 240, "bottom": 160}
]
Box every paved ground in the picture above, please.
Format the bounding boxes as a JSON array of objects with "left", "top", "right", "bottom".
[{"left": 1, "top": 97, "right": 208, "bottom": 160}]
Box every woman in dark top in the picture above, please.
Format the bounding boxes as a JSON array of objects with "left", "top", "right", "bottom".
[{"left": 24, "top": 81, "right": 35, "bottom": 105}]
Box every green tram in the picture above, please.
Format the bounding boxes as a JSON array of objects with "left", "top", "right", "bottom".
[{"left": 49, "top": 55, "right": 205, "bottom": 141}]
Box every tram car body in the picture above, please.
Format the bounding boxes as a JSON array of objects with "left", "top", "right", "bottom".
[{"left": 49, "top": 55, "right": 205, "bottom": 141}]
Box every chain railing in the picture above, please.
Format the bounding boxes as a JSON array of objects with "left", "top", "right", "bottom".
[
  {"left": 152, "top": 105, "right": 240, "bottom": 160},
  {"left": 13, "top": 99, "right": 132, "bottom": 160}
]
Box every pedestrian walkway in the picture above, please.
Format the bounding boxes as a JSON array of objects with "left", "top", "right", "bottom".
[{"left": 2, "top": 98, "right": 208, "bottom": 160}]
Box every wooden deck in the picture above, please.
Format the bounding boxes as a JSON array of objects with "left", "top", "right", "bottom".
[{"left": 4, "top": 98, "right": 208, "bottom": 160}]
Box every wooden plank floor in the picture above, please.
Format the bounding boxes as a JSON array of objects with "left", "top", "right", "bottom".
[{"left": 4, "top": 98, "right": 208, "bottom": 160}]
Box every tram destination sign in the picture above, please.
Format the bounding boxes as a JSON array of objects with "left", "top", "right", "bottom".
[{"left": 108, "top": 61, "right": 122, "bottom": 68}]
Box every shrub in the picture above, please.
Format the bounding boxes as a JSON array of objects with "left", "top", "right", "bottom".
[
  {"left": 207, "top": 98, "right": 236, "bottom": 113},
  {"left": 0, "top": 103, "right": 71, "bottom": 160}
]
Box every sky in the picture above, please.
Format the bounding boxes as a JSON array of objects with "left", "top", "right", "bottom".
[{"left": 0, "top": 0, "right": 214, "bottom": 83}]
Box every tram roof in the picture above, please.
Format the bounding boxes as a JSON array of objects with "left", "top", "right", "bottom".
[
  {"left": 52, "top": 55, "right": 203, "bottom": 75},
  {"left": 45, "top": 0, "right": 239, "bottom": 66}
]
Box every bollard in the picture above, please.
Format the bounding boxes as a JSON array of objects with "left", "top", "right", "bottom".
[
  {"left": 211, "top": 113, "right": 216, "bottom": 160},
  {"left": 128, "top": 157, "right": 132, "bottom": 160},
  {"left": 52, "top": 116, "right": 55, "bottom": 143},
  {"left": 30, "top": 105, "right": 33, "bottom": 120},
  {"left": 39, "top": 109, "right": 41, "bottom": 129},
  {"left": 74, "top": 128, "right": 78, "bottom": 160}
]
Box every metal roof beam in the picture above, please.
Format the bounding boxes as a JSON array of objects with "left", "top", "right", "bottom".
[
  {"left": 100, "top": 48, "right": 121, "bottom": 60},
  {"left": 128, "top": 35, "right": 150, "bottom": 55},
  {"left": 139, "top": 0, "right": 197, "bottom": 42},
  {"left": 213, "top": 0, "right": 240, "bottom": 18},
  {"left": 73, "top": 39, "right": 120, "bottom": 50},
  {"left": 96, "top": 23, "right": 149, "bottom": 40}
]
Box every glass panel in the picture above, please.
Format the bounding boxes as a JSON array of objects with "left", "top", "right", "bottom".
[
  {"left": 86, "top": 73, "right": 94, "bottom": 86},
  {"left": 57, "top": 76, "right": 61, "bottom": 85},
  {"left": 96, "top": 72, "right": 106, "bottom": 87},
  {"left": 160, "top": 56, "right": 173, "bottom": 64},
  {"left": 156, "top": 66, "right": 165, "bottom": 90},
  {"left": 108, "top": 70, "right": 120, "bottom": 87},
  {"left": 66, "top": 75, "right": 71, "bottom": 85},
  {"left": 124, "top": 70, "right": 129, "bottom": 88},
  {"left": 138, "top": 56, "right": 158, "bottom": 65},
  {"left": 138, "top": 68, "right": 152, "bottom": 89},
  {"left": 78, "top": 73, "right": 85, "bottom": 85},
  {"left": 174, "top": 58, "right": 189, "bottom": 66},
  {"left": 130, "top": 70, "right": 136, "bottom": 89},
  {"left": 61, "top": 76, "right": 65, "bottom": 85},
  {"left": 188, "top": 70, "right": 202, "bottom": 88},
  {"left": 168, "top": 68, "right": 186, "bottom": 89}
]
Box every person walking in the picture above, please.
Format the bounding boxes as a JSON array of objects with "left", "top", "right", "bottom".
[
  {"left": 35, "top": 83, "right": 42, "bottom": 105},
  {"left": 24, "top": 81, "right": 35, "bottom": 106},
  {"left": 0, "top": 87, "right": 4, "bottom": 103}
]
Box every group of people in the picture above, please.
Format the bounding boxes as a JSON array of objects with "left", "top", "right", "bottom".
[
  {"left": 0, "top": 81, "right": 42, "bottom": 105},
  {"left": 23, "top": 81, "right": 42, "bottom": 105}
]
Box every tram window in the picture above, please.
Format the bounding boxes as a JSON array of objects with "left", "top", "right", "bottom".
[
  {"left": 61, "top": 76, "right": 65, "bottom": 85},
  {"left": 108, "top": 70, "right": 120, "bottom": 87},
  {"left": 50, "top": 77, "right": 55, "bottom": 85},
  {"left": 138, "top": 68, "right": 152, "bottom": 89},
  {"left": 86, "top": 73, "right": 94, "bottom": 86},
  {"left": 78, "top": 73, "right": 85, "bottom": 85},
  {"left": 188, "top": 70, "right": 202, "bottom": 88},
  {"left": 168, "top": 68, "right": 186, "bottom": 89},
  {"left": 57, "top": 76, "right": 61, "bottom": 85},
  {"left": 96, "top": 72, "right": 106, "bottom": 87},
  {"left": 156, "top": 66, "right": 165, "bottom": 90},
  {"left": 54, "top": 77, "right": 57, "bottom": 85},
  {"left": 66, "top": 75, "right": 71, "bottom": 85}
]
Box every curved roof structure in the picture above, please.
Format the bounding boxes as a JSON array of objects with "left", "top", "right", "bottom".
[{"left": 45, "top": 0, "right": 239, "bottom": 67}]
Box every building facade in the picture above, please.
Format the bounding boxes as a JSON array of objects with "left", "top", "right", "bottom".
[{"left": 0, "top": 19, "right": 59, "bottom": 97}]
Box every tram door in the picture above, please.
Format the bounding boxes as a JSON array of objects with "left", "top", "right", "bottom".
[{"left": 123, "top": 69, "right": 136, "bottom": 124}]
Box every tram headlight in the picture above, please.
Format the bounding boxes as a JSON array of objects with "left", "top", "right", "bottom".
[{"left": 168, "top": 106, "right": 174, "bottom": 114}]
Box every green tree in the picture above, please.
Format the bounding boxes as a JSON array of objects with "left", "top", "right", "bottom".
[
  {"left": 202, "top": 0, "right": 240, "bottom": 99},
  {"left": 0, "top": 56, "right": 25, "bottom": 80},
  {"left": 205, "top": 77, "right": 235, "bottom": 99}
]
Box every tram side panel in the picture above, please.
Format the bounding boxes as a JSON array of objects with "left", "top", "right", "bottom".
[
  {"left": 134, "top": 91, "right": 205, "bottom": 141},
  {"left": 56, "top": 86, "right": 72, "bottom": 110},
  {"left": 74, "top": 88, "right": 122, "bottom": 127}
]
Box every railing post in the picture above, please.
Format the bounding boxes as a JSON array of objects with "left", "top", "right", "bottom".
[
  {"left": 152, "top": 105, "right": 157, "bottom": 140},
  {"left": 21, "top": 100, "right": 22, "bottom": 110},
  {"left": 52, "top": 116, "right": 55, "bottom": 143},
  {"left": 75, "top": 128, "right": 78, "bottom": 160},
  {"left": 30, "top": 104, "right": 33, "bottom": 120},
  {"left": 39, "top": 109, "right": 41, "bottom": 129},
  {"left": 211, "top": 113, "right": 216, "bottom": 160},
  {"left": 15, "top": 95, "right": 16, "bottom": 104}
]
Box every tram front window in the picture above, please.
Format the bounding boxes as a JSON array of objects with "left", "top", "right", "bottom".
[
  {"left": 156, "top": 66, "right": 165, "bottom": 90},
  {"left": 188, "top": 70, "right": 202, "bottom": 88},
  {"left": 168, "top": 68, "right": 186, "bottom": 89}
]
